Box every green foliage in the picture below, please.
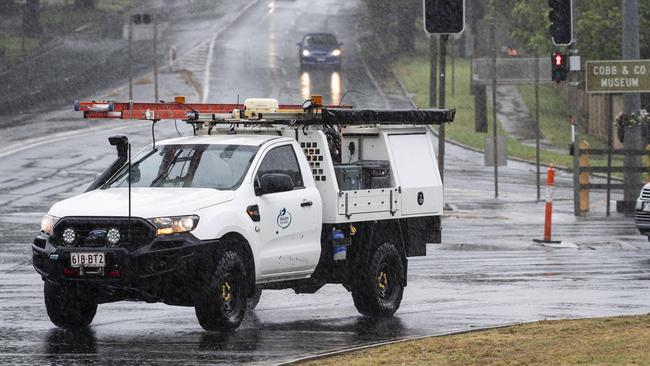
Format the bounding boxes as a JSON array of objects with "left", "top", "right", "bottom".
[
  {"left": 508, "top": 0, "right": 650, "bottom": 60},
  {"left": 510, "top": 1, "right": 552, "bottom": 54},
  {"left": 575, "top": 0, "right": 621, "bottom": 61},
  {"left": 358, "top": 0, "right": 420, "bottom": 65},
  {"left": 0, "top": 36, "right": 40, "bottom": 65}
]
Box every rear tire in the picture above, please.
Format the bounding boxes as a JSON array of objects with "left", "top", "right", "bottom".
[
  {"left": 44, "top": 282, "right": 97, "bottom": 328},
  {"left": 351, "top": 242, "right": 405, "bottom": 317},
  {"left": 195, "top": 249, "right": 248, "bottom": 331}
]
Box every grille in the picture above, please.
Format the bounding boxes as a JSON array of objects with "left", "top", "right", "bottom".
[
  {"left": 642, "top": 188, "right": 650, "bottom": 200},
  {"left": 634, "top": 210, "right": 650, "bottom": 222},
  {"left": 52, "top": 217, "right": 155, "bottom": 250}
]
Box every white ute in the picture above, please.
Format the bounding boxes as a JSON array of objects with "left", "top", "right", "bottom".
[{"left": 32, "top": 97, "right": 455, "bottom": 330}]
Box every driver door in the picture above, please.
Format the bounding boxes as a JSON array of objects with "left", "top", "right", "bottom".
[{"left": 253, "top": 143, "right": 321, "bottom": 280}]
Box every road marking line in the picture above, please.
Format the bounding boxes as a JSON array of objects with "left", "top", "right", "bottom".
[
  {"left": 0, "top": 124, "right": 145, "bottom": 159},
  {"left": 202, "top": 0, "right": 261, "bottom": 103}
]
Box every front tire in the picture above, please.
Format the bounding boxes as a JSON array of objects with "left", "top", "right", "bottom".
[
  {"left": 247, "top": 287, "right": 262, "bottom": 311},
  {"left": 352, "top": 242, "right": 405, "bottom": 317},
  {"left": 44, "top": 281, "right": 97, "bottom": 328},
  {"left": 195, "top": 249, "right": 248, "bottom": 331}
]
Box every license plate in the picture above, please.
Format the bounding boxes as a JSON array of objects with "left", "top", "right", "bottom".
[
  {"left": 317, "top": 57, "right": 326, "bottom": 62},
  {"left": 71, "top": 252, "right": 105, "bottom": 268},
  {"left": 644, "top": 202, "right": 650, "bottom": 212}
]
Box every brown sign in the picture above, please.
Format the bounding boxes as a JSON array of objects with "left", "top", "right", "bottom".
[{"left": 585, "top": 60, "right": 650, "bottom": 93}]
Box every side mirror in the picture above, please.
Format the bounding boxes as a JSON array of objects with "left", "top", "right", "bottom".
[
  {"left": 257, "top": 173, "right": 294, "bottom": 195},
  {"left": 297, "top": 42, "right": 302, "bottom": 47}
]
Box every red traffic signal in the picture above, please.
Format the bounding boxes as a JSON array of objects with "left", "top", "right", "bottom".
[
  {"left": 553, "top": 52, "right": 564, "bottom": 68},
  {"left": 551, "top": 51, "right": 567, "bottom": 82}
]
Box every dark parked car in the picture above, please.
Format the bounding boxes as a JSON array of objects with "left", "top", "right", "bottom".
[{"left": 298, "top": 33, "right": 342, "bottom": 68}]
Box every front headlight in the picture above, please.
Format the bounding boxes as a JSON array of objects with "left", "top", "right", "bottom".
[
  {"left": 41, "top": 215, "right": 59, "bottom": 236},
  {"left": 331, "top": 49, "right": 341, "bottom": 56},
  {"left": 302, "top": 49, "right": 310, "bottom": 57},
  {"left": 148, "top": 215, "right": 199, "bottom": 236}
]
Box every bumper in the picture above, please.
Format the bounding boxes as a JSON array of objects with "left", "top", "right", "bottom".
[
  {"left": 301, "top": 55, "right": 341, "bottom": 66},
  {"left": 634, "top": 199, "right": 650, "bottom": 234},
  {"left": 32, "top": 232, "right": 217, "bottom": 305}
]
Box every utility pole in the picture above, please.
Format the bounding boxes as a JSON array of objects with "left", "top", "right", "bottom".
[
  {"left": 535, "top": 50, "right": 541, "bottom": 201},
  {"left": 153, "top": 14, "right": 158, "bottom": 102},
  {"left": 128, "top": 15, "right": 133, "bottom": 101},
  {"left": 490, "top": 19, "right": 498, "bottom": 198},
  {"left": 621, "top": 0, "right": 641, "bottom": 213},
  {"left": 429, "top": 35, "right": 438, "bottom": 111},
  {"left": 439, "top": 35, "right": 448, "bottom": 181}
]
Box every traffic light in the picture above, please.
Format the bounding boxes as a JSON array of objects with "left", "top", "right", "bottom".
[
  {"left": 548, "top": 0, "right": 572, "bottom": 46},
  {"left": 551, "top": 51, "right": 567, "bottom": 82},
  {"left": 423, "top": 0, "right": 465, "bottom": 34}
]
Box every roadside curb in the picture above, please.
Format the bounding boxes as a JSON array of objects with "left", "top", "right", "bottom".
[{"left": 278, "top": 321, "right": 531, "bottom": 366}]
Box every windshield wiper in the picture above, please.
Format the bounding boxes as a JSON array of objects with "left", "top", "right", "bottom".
[{"left": 151, "top": 149, "right": 184, "bottom": 187}]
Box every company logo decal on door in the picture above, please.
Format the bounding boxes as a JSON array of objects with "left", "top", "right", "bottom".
[{"left": 277, "top": 208, "right": 292, "bottom": 229}]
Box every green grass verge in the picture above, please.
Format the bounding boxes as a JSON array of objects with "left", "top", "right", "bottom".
[
  {"left": 393, "top": 56, "right": 623, "bottom": 169},
  {"left": 40, "top": 1, "right": 136, "bottom": 32},
  {"left": 298, "top": 315, "right": 650, "bottom": 366},
  {"left": 0, "top": 36, "right": 40, "bottom": 65}
]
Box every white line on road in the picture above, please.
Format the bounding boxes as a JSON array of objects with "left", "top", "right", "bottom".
[
  {"left": 0, "top": 124, "right": 145, "bottom": 159},
  {"left": 202, "top": 0, "right": 261, "bottom": 103}
]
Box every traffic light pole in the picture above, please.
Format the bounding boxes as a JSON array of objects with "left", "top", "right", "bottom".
[
  {"left": 153, "top": 15, "right": 158, "bottom": 102},
  {"left": 490, "top": 20, "right": 498, "bottom": 198},
  {"left": 128, "top": 15, "right": 133, "bottom": 101},
  {"left": 535, "top": 51, "right": 541, "bottom": 202},
  {"left": 438, "top": 35, "right": 448, "bottom": 182}
]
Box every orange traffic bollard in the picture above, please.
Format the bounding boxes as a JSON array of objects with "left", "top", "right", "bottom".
[{"left": 534, "top": 164, "right": 561, "bottom": 244}]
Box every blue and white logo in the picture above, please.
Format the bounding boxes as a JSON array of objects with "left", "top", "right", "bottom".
[{"left": 277, "top": 208, "right": 292, "bottom": 229}]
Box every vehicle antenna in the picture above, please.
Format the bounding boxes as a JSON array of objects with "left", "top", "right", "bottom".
[
  {"left": 174, "top": 120, "right": 181, "bottom": 136},
  {"left": 128, "top": 143, "right": 132, "bottom": 246},
  {"left": 338, "top": 89, "right": 364, "bottom": 106}
]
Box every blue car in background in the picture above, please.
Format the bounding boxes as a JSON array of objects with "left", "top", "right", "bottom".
[{"left": 298, "top": 33, "right": 342, "bottom": 68}]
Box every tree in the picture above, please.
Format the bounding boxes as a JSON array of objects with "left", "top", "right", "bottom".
[
  {"left": 22, "top": 0, "right": 42, "bottom": 37},
  {"left": 510, "top": 1, "right": 552, "bottom": 54},
  {"left": 507, "top": 0, "right": 649, "bottom": 61}
]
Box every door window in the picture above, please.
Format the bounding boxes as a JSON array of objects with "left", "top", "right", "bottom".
[{"left": 256, "top": 145, "right": 304, "bottom": 189}]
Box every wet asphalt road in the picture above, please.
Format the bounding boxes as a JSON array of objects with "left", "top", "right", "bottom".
[{"left": 1, "top": 0, "right": 650, "bottom": 365}]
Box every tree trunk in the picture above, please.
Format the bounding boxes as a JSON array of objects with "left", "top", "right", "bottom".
[{"left": 22, "top": 0, "right": 42, "bottom": 37}]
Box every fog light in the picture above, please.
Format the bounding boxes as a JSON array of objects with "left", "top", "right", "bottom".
[
  {"left": 62, "top": 228, "right": 76, "bottom": 245},
  {"left": 107, "top": 227, "right": 121, "bottom": 246}
]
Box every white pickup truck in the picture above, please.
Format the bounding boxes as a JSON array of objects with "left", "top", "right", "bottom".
[{"left": 32, "top": 98, "right": 453, "bottom": 331}]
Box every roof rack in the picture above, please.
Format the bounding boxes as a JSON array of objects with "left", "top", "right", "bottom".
[{"left": 74, "top": 96, "right": 455, "bottom": 126}]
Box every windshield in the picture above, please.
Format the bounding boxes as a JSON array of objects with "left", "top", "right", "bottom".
[
  {"left": 105, "top": 144, "right": 258, "bottom": 190},
  {"left": 303, "top": 34, "right": 338, "bottom": 48}
]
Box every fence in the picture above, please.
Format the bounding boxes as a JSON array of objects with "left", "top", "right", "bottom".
[{"left": 577, "top": 141, "right": 650, "bottom": 215}]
